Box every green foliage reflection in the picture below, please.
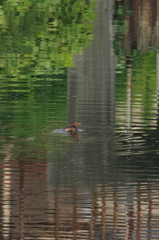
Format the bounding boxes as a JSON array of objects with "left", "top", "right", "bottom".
[
  {"left": 0, "top": 0, "right": 96, "bottom": 141},
  {"left": 0, "top": 0, "right": 96, "bottom": 74},
  {"left": 114, "top": 1, "right": 157, "bottom": 125},
  {"left": 116, "top": 51, "right": 156, "bottom": 124}
]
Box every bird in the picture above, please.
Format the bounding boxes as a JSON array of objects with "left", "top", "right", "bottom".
[{"left": 64, "top": 121, "right": 79, "bottom": 133}]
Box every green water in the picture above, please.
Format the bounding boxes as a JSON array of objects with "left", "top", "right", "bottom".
[
  {"left": 0, "top": 0, "right": 96, "bottom": 146},
  {"left": 0, "top": 0, "right": 159, "bottom": 239}
]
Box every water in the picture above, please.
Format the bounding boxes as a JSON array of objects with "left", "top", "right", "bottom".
[{"left": 0, "top": 0, "right": 159, "bottom": 239}]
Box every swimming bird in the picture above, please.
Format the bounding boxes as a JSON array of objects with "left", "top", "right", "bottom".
[{"left": 64, "top": 121, "right": 79, "bottom": 133}]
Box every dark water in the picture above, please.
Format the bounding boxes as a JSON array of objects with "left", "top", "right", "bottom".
[{"left": 0, "top": 0, "right": 159, "bottom": 239}]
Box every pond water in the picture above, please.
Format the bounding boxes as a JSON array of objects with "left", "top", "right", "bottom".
[{"left": 0, "top": 0, "right": 159, "bottom": 239}]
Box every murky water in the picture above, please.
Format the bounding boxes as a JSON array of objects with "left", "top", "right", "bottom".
[{"left": 0, "top": 0, "right": 159, "bottom": 239}]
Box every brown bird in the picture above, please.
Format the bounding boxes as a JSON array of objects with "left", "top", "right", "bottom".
[{"left": 64, "top": 121, "right": 79, "bottom": 133}]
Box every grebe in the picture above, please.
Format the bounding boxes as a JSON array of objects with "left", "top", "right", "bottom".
[{"left": 64, "top": 121, "right": 79, "bottom": 133}]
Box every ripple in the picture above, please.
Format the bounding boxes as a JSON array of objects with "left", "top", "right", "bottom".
[{"left": 51, "top": 128, "right": 83, "bottom": 134}]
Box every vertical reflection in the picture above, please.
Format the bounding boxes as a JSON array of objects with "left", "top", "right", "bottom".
[
  {"left": 157, "top": 52, "right": 159, "bottom": 96},
  {"left": 126, "top": 57, "right": 132, "bottom": 132},
  {"left": 126, "top": 57, "right": 133, "bottom": 155},
  {"left": 46, "top": 181, "right": 159, "bottom": 239},
  {"left": 2, "top": 144, "right": 13, "bottom": 240},
  {"left": 54, "top": 187, "right": 59, "bottom": 240},
  {"left": 126, "top": 188, "right": 134, "bottom": 240},
  {"left": 113, "top": 186, "right": 118, "bottom": 236},
  {"left": 101, "top": 186, "right": 106, "bottom": 240},
  {"left": 73, "top": 188, "right": 77, "bottom": 240},
  {"left": 66, "top": 0, "right": 116, "bottom": 186},
  {"left": 68, "top": 0, "right": 115, "bottom": 130},
  {"left": 147, "top": 183, "right": 152, "bottom": 240},
  {"left": 19, "top": 162, "right": 24, "bottom": 240},
  {"left": 90, "top": 188, "right": 96, "bottom": 240},
  {"left": 137, "top": 183, "right": 141, "bottom": 240}
]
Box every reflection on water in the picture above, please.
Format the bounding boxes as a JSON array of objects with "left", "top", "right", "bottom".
[
  {"left": 0, "top": 0, "right": 159, "bottom": 239},
  {"left": 47, "top": 183, "right": 159, "bottom": 239}
]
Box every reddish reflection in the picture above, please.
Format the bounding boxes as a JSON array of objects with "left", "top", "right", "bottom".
[{"left": 1, "top": 154, "right": 159, "bottom": 240}]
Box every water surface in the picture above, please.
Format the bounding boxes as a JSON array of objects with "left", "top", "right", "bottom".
[{"left": 0, "top": 0, "right": 159, "bottom": 239}]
